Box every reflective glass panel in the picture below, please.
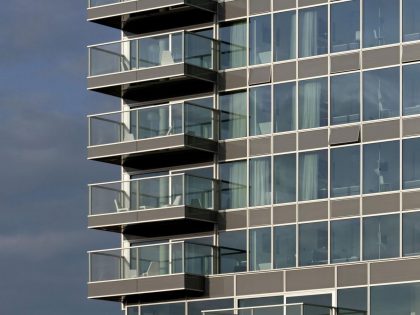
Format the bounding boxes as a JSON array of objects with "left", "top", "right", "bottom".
[
  {"left": 403, "top": 63, "right": 420, "bottom": 116},
  {"left": 220, "top": 21, "right": 247, "bottom": 70},
  {"left": 274, "top": 10, "right": 296, "bottom": 61},
  {"left": 250, "top": 15, "right": 272, "bottom": 65},
  {"left": 249, "top": 227, "right": 272, "bottom": 271},
  {"left": 220, "top": 91, "right": 247, "bottom": 140},
  {"left": 403, "top": 0, "right": 420, "bottom": 42},
  {"left": 274, "top": 82, "right": 297, "bottom": 132},
  {"left": 274, "top": 154, "right": 296, "bottom": 204},
  {"left": 371, "top": 283, "right": 420, "bottom": 315},
  {"left": 338, "top": 287, "right": 368, "bottom": 312},
  {"left": 250, "top": 157, "right": 271, "bottom": 206},
  {"left": 298, "top": 6, "right": 328, "bottom": 57},
  {"left": 220, "top": 161, "right": 247, "bottom": 209},
  {"left": 331, "top": 72, "right": 360, "bottom": 125},
  {"left": 250, "top": 85, "right": 271, "bottom": 136},
  {"left": 298, "top": 150, "right": 328, "bottom": 201},
  {"left": 331, "top": 146, "right": 360, "bottom": 197},
  {"left": 141, "top": 303, "right": 184, "bottom": 315},
  {"left": 331, "top": 219, "right": 360, "bottom": 263},
  {"left": 298, "top": 77, "right": 328, "bottom": 129},
  {"left": 219, "top": 230, "right": 247, "bottom": 273},
  {"left": 331, "top": 0, "right": 360, "bottom": 53},
  {"left": 403, "top": 212, "right": 420, "bottom": 257},
  {"left": 403, "top": 138, "right": 420, "bottom": 189},
  {"left": 274, "top": 225, "right": 296, "bottom": 268},
  {"left": 299, "top": 222, "right": 328, "bottom": 266}
]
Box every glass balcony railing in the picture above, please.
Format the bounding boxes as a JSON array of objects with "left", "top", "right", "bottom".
[
  {"left": 89, "top": 241, "right": 216, "bottom": 282},
  {"left": 88, "top": 0, "right": 133, "bottom": 8},
  {"left": 88, "top": 102, "right": 217, "bottom": 147},
  {"left": 89, "top": 174, "right": 216, "bottom": 216},
  {"left": 88, "top": 31, "right": 217, "bottom": 76}
]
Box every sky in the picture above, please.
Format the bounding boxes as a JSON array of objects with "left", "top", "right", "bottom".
[{"left": 0, "top": 1, "right": 125, "bottom": 314}]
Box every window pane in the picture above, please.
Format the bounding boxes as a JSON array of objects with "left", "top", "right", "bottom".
[
  {"left": 250, "top": 15, "right": 271, "bottom": 65},
  {"left": 239, "top": 296, "right": 284, "bottom": 315},
  {"left": 403, "top": 212, "right": 420, "bottom": 257},
  {"left": 274, "top": 154, "right": 296, "bottom": 204},
  {"left": 403, "top": 0, "right": 420, "bottom": 42},
  {"left": 250, "top": 85, "right": 271, "bottom": 135},
  {"left": 363, "top": 0, "right": 399, "bottom": 48},
  {"left": 274, "top": 82, "right": 297, "bottom": 132},
  {"left": 338, "top": 287, "right": 367, "bottom": 312},
  {"left": 403, "top": 63, "right": 420, "bottom": 116},
  {"left": 274, "top": 10, "right": 296, "bottom": 61},
  {"left": 331, "top": 219, "right": 360, "bottom": 263},
  {"left": 128, "top": 306, "right": 139, "bottom": 315},
  {"left": 298, "top": 77, "right": 328, "bottom": 129},
  {"left": 220, "top": 91, "right": 247, "bottom": 139},
  {"left": 141, "top": 303, "right": 184, "bottom": 315},
  {"left": 299, "top": 222, "right": 328, "bottom": 266},
  {"left": 299, "top": 6, "right": 328, "bottom": 57},
  {"left": 220, "top": 161, "right": 247, "bottom": 209},
  {"left": 363, "top": 215, "right": 399, "bottom": 260},
  {"left": 249, "top": 228, "right": 272, "bottom": 271},
  {"left": 274, "top": 225, "right": 296, "bottom": 268},
  {"left": 331, "top": 0, "right": 360, "bottom": 52},
  {"left": 219, "top": 230, "right": 247, "bottom": 273},
  {"left": 220, "top": 21, "right": 247, "bottom": 70},
  {"left": 188, "top": 299, "right": 233, "bottom": 315},
  {"left": 299, "top": 150, "right": 328, "bottom": 201},
  {"left": 250, "top": 157, "right": 271, "bottom": 206},
  {"left": 363, "top": 67, "right": 400, "bottom": 121},
  {"left": 403, "top": 138, "right": 420, "bottom": 189},
  {"left": 331, "top": 72, "right": 360, "bottom": 125},
  {"left": 371, "top": 283, "right": 420, "bottom": 315},
  {"left": 331, "top": 146, "right": 360, "bottom": 197},
  {"left": 363, "top": 141, "right": 400, "bottom": 193}
]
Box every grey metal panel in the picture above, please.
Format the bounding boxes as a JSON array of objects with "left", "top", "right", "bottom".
[
  {"left": 273, "top": 133, "right": 297, "bottom": 153},
  {"left": 219, "top": 140, "right": 247, "bottom": 161},
  {"left": 298, "top": 129, "right": 328, "bottom": 150},
  {"left": 329, "top": 125, "right": 360, "bottom": 146},
  {"left": 236, "top": 271, "right": 284, "bottom": 295},
  {"left": 330, "top": 52, "right": 360, "bottom": 74},
  {"left": 136, "top": 135, "right": 185, "bottom": 152},
  {"left": 137, "top": 0, "right": 184, "bottom": 11},
  {"left": 207, "top": 276, "right": 235, "bottom": 297},
  {"left": 88, "top": 212, "right": 138, "bottom": 228},
  {"left": 362, "top": 193, "right": 400, "bottom": 215},
  {"left": 298, "top": 57, "right": 328, "bottom": 79},
  {"left": 273, "top": 205, "right": 297, "bottom": 225},
  {"left": 218, "top": 0, "right": 247, "bottom": 20},
  {"left": 88, "top": 71, "right": 137, "bottom": 90},
  {"left": 137, "top": 64, "right": 185, "bottom": 82},
  {"left": 220, "top": 69, "right": 247, "bottom": 91},
  {"left": 185, "top": 136, "right": 218, "bottom": 153},
  {"left": 221, "top": 210, "right": 247, "bottom": 230},
  {"left": 88, "top": 279, "right": 137, "bottom": 298},
  {"left": 370, "top": 258, "right": 420, "bottom": 284},
  {"left": 88, "top": 142, "right": 137, "bottom": 159},
  {"left": 249, "top": 66, "right": 272, "bottom": 85},
  {"left": 249, "top": 137, "right": 271, "bottom": 156},
  {"left": 362, "top": 46, "right": 400, "bottom": 69},
  {"left": 273, "top": 0, "right": 296, "bottom": 11},
  {"left": 286, "top": 267, "right": 335, "bottom": 291},
  {"left": 403, "top": 117, "right": 420, "bottom": 137},
  {"left": 330, "top": 198, "right": 360, "bottom": 218},
  {"left": 298, "top": 0, "right": 327, "bottom": 6},
  {"left": 137, "top": 207, "right": 185, "bottom": 222},
  {"left": 298, "top": 201, "right": 328, "bottom": 222},
  {"left": 249, "top": 0, "right": 271, "bottom": 14},
  {"left": 88, "top": 2, "right": 137, "bottom": 20},
  {"left": 337, "top": 264, "right": 368, "bottom": 287},
  {"left": 402, "top": 191, "right": 420, "bottom": 211},
  {"left": 362, "top": 120, "right": 400, "bottom": 142},
  {"left": 402, "top": 42, "right": 420, "bottom": 63},
  {"left": 249, "top": 207, "right": 271, "bottom": 227},
  {"left": 273, "top": 62, "right": 297, "bottom": 82}
]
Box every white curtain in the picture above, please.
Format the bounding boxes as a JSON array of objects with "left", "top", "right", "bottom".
[
  {"left": 230, "top": 162, "right": 246, "bottom": 209},
  {"left": 300, "top": 152, "right": 319, "bottom": 201},
  {"left": 230, "top": 22, "right": 246, "bottom": 68},
  {"left": 300, "top": 80, "right": 322, "bottom": 129},
  {"left": 250, "top": 158, "right": 271, "bottom": 206},
  {"left": 300, "top": 10, "right": 318, "bottom": 57},
  {"left": 289, "top": 13, "right": 297, "bottom": 59}
]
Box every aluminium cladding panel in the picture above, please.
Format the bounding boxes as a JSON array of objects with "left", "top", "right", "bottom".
[
  {"left": 87, "top": 1, "right": 138, "bottom": 21},
  {"left": 285, "top": 267, "right": 335, "bottom": 291},
  {"left": 298, "top": 129, "right": 328, "bottom": 150},
  {"left": 362, "top": 46, "right": 400, "bottom": 69},
  {"left": 370, "top": 258, "right": 420, "bottom": 284},
  {"left": 236, "top": 271, "right": 284, "bottom": 295},
  {"left": 249, "top": 0, "right": 271, "bottom": 15},
  {"left": 273, "top": 0, "right": 296, "bottom": 11},
  {"left": 362, "top": 193, "right": 400, "bottom": 215},
  {"left": 273, "top": 205, "right": 297, "bottom": 225},
  {"left": 403, "top": 116, "right": 420, "bottom": 137},
  {"left": 330, "top": 52, "right": 360, "bottom": 74},
  {"left": 337, "top": 264, "right": 368, "bottom": 287},
  {"left": 298, "top": 201, "right": 328, "bottom": 222},
  {"left": 402, "top": 190, "right": 420, "bottom": 211},
  {"left": 218, "top": 210, "right": 247, "bottom": 230},
  {"left": 298, "top": 56, "right": 328, "bottom": 79},
  {"left": 218, "top": 0, "right": 247, "bottom": 21},
  {"left": 329, "top": 125, "right": 360, "bottom": 146},
  {"left": 402, "top": 42, "right": 420, "bottom": 63},
  {"left": 330, "top": 197, "right": 360, "bottom": 218},
  {"left": 219, "top": 140, "right": 247, "bottom": 161},
  {"left": 249, "top": 207, "right": 271, "bottom": 227},
  {"left": 362, "top": 120, "right": 400, "bottom": 142}
]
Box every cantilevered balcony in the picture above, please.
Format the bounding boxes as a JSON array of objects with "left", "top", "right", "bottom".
[
  {"left": 88, "top": 32, "right": 218, "bottom": 101},
  {"left": 87, "top": 0, "right": 217, "bottom": 34},
  {"left": 88, "top": 241, "right": 214, "bottom": 301},
  {"left": 88, "top": 173, "right": 218, "bottom": 235},
  {"left": 87, "top": 102, "right": 218, "bottom": 167}
]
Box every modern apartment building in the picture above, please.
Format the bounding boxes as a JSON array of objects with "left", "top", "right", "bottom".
[{"left": 86, "top": 1, "right": 420, "bottom": 315}]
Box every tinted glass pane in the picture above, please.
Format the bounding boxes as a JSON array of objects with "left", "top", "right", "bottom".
[
  {"left": 331, "top": 146, "right": 360, "bottom": 197},
  {"left": 363, "top": 0, "right": 399, "bottom": 48},
  {"left": 371, "top": 283, "right": 420, "bottom": 315},
  {"left": 249, "top": 228, "right": 272, "bottom": 271},
  {"left": 403, "top": 212, "right": 420, "bottom": 256},
  {"left": 338, "top": 287, "right": 367, "bottom": 312},
  {"left": 403, "top": 138, "right": 420, "bottom": 189},
  {"left": 331, "top": 0, "right": 360, "bottom": 52},
  {"left": 250, "top": 85, "right": 271, "bottom": 136},
  {"left": 219, "top": 230, "right": 247, "bottom": 273},
  {"left": 403, "top": 0, "right": 420, "bottom": 42},
  {"left": 239, "top": 296, "right": 284, "bottom": 315},
  {"left": 331, "top": 72, "right": 360, "bottom": 125},
  {"left": 363, "top": 215, "right": 399, "bottom": 260},
  {"left": 250, "top": 15, "right": 271, "bottom": 65},
  {"left": 220, "top": 161, "right": 247, "bottom": 209},
  {"left": 141, "top": 303, "right": 184, "bottom": 315},
  {"left": 128, "top": 306, "right": 139, "bottom": 315},
  {"left": 274, "top": 154, "right": 296, "bottom": 204},
  {"left": 331, "top": 219, "right": 360, "bottom": 263},
  {"left": 403, "top": 63, "right": 420, "bottom": 116},
  {"left": 298, "top": 150, "right": 328, "bottom": 201},
  {"left": 363, "top": 141, "right": 400, "bottom": 194},
  {"left": 220, "top": 21, "right": 247, "bottom": 69},
  {"left": 363, "top": 67, "right": 400, "bottom": 121},
  {"left": 298, "top": 77, "right": 328, "bottom": 129},
  {"left": 220, "top": 91, "right": 247, "bottom": 139},
  {"left": 274, "top": 82, "right": 297, "bottom": 132},
  {"left": 274, "top": 225, "right": 296, "bottom": 268},
  {"left": 299, "top": 222, "right": 328, "bottom": 266},
  {"left": 298, "top": 6, "right": 328, "bottom": 57},
  {"left": 274, "top": 11, "right": 296, "bottom": 61},
  {"left": 188, "top": 299, "right": 233, "bottom": 315},
  {"left": 250, "top": 157, "right": 271, "bottom": 206}
]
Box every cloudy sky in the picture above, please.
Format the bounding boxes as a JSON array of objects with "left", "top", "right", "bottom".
[{"left": 0, "top": 1, "right": 124, "bottom": 314}]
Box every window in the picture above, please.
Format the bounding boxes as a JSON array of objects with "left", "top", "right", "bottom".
[
  {"left": 188, "top": 299, "right": 233, "bottom": 315},
  {"left": 331, "top": 146, "right": 360, "bottom": 197},
  {"left": 403, "top": 0, "right": 420, "bottom": 42},
  {"left": 403, "top": 212, "right": 420, "bottom": 257},
  {"left": 274, "top": 154, "right": 296, "bottom": 204},
  {"left": 239, "top": 296, "right": 284, "bottom": 315},
  {"left": 274, "top": 225, "right": 296, "bottom": 268},
  {"left": 371, "top": 283, "right": 420, "bottom": 315},
  {"left": 331, "top": 0, "right": 360, "bottom": 52},
  {"left": 298, "top": 5, "right": 328, "bottom": 57},
  {"left": 403, "top": 138, "right": 420, "bottom": 189},
  {"left": 403, "top": 63, "right": 420, "bottom": 116},
  {"left": 274, "top": 10, "right": 296, "bottom": 61},
  {"left": 219, "top": 230, "right": 247, "bottom": 273},
  {"left": 250, "top": 15, "right": 271, "bottom": 65},
  {"left": 331, "top": 219, "right": 360, "bottom": 263},
  {"left": 220, "top": 161, "right": 247, "bottom": 209},
  {"left": 250, "top": 85, "right": 271, "bottom": 136},
  {"left": 338, "top": 287, "right": 367, "bottom": 312},
  {"left": 331, "top": 72, "right": 360, "bottom": 125},
  {"left": 363, "top": 215, "right": 399, "bottom": 260},
  {"left": 141, "top": 303, "right": 184, "bottom": 315},
  {"left": 220, "top": 21, "right": 246, "bottom": 70},
  {"left": 298, "top": 77, "right": 328, "bottom": 129},
  {"left": 250, "top": 157, "right": 271, "bottom": 206},
  {"left": 299, "top": 222, "right": 328, "bottom": 266},
  {"left": 298, "top": 150, "right": 328, "bottom": 201},
  {"left": 220, "top": 91, "right": 247, "bottom": 140},
  {"left": 128, "top": 306, "right": 139, "bottom": 315},
  {"left": 274, "top": 82, "right": 297, "bottom": 132},
  {"left": 249, "top": 227, "right": 271, "bottom": 271}
]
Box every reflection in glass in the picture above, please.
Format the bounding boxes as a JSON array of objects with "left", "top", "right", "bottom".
[
  {"left": 250, "top": 157, "right": 271, "bottom": 206},
  {"left": 331, "top": 219, "right": 360, "bottom": 263},
  {"left": 299, "top": 6, "right": 328, "bottom": 57},
  {"left": 371, "top": 283, "right": 420, "bottom": 315},
  {"left": 188, "top": 299, "right": 233, "bottom": 315},
  {"left": 274, "top": 225, "right": 296, "bottom": 268},
  {"left": 403, "top": 212, "right": 420, "bottom": 257},
  {"left": 331, "top": 0, "right": 360, "bottom": 52},
  {"left": 403, "top": 0, "right": 420, "bottom": 42},
  {"left": 274, "top": 154, "right": 296, "bottom": 204},
  {"left": 219, "top": 230, "right": 247, "bottom": 273},
  {"left": 363, "top": 215, "right": 399, "bottom": 260},
  {"left": 338, "top": 287, "right": 367, "bottom": 312},
  {"left": 250, "top": 85, "right": 272, "bottom": 136},
  {"left": 274, "top": 11, "right": 296, "bottom": 61},
  {"left": 249, "top": 228, "right": 272, "bottom": 271},
  {"left": 250, "top": 15, "right": 272, "bottom": 65},
  {"left": 220, "top": 161, "right": 247, "bottom": 209},
  {"left": 274, "top": 82, "right": 297, "bottom": 132},
  {"left": 239, "top": 296, "right": 284, "bottom": 315},
  {"left": 298, "top": 150, "right": 328, "bottom": 201},
  {"left": 127, "top": 306, "right": 139, "bottom": 315},
  {"left": 298, "top": 77, "right": 328, "bottom": 129},
  {"left": 403, "top": 63, "right": 420, "bottom": 116},
  {"left": 220, "top": 21, "right": 247, "bottom": 70},
  {"left": 363, "top": 67, "right": 400, "bottom": 121},
  {"left": 220, "top": 91, "right": 247, "bottom": 140},
  {"left": 403, "top": 138, "right": 420, "bottom": 189},
  {"left": 331, "top": 146, "right": 360, "bottom": 197},
  {"left": 331, "top": 72, "right": 360, "bottom": 125},
  {"left": 299, "top": 222, "right": 328, "bottom": 266},
  {"left": 141, "top": 303, "right": 185, "bottom": 315}
]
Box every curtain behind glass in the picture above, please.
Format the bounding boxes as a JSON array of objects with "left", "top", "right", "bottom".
[
  {"left": 221, "top": 161, "right": 247, "bottom": 209},
  {"left": 220, "top": 21, "right": 246, "bottom": 69},
  {"left": 299, "top": 6, "right": 327, "bottom": 57},
  {"left": 250, "top": 15, "right": 272, "bottom": 65},
  {"left": 220, "top": 91, "right": 247, "bottom": 139},
  {"left": 250, "top": 157, "right": 271, "bottom": 206},
  {"left": 299, "top": 150, "right": 327, "bottom": 201},
  {"left": 274, "top": 11, "right": 296, "bottom": 61},
  {"left": 299, "top": 78, "right": 327, "bottom": 129}
]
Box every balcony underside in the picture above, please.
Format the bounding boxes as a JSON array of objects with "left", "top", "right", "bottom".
[
  {"left": 89, "top": 206, "right": 217, "bottom": 236},
  {"left": 88, "top": 134, "right": 217, "bottom": 168},
  {"left": 88, "top": 274, "right": 205, "bottom": 302},
  {"left": 88, "top": 64, "right": 216, "bottom": 102},
  {"left": 88, "top": 1, "right": 216, "bottom": 34}
]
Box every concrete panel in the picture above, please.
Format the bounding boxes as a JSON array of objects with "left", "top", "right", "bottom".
[
  {"left": 362, "top": 46, "right": 400, "bottom": 69},
  {"left": 298, "top": 0, "right": 327, "bottom": 7},
  {"left": 249, "top": 0, "right": 271, "bottom": 15},
  {"left": 220, "top": 69, "right": 247, "bottom": 90},
  {"left": 273, "top": 62, "right": 297, "bottom": 82},
  {"left": 237, "top": 271, "right": 284, "bottom": 295},
  {"left": 330, "top": 52, "right": 360, "bottom": 74},
  {"left": 273, "top": 0, "right": 296, "bottom": 11},
  {"left": 298, "top": 201, "right": 328, "bottom": 222},
  {"left": 330, "top": 198, "right": 360, "bottom": 218},
  {"left": 249, "top": 66, "right": 272, "bottom": 85},
  {"left": 403, "top": 117, "right": 420, "bottom": 137},
  {"left": 222, "top": 210, "right": 247, "bottom": 230},
  {"left": 219, "top": 140, "right": 247, "bottom": 161},
  {"left": 402, "top": 190, "right": 420, "bottom": 211},
  {"left": 218, "top": 0, "right": 247, "bottom": 20},
  {"left": 298, "top": 57, "right": 328, "bottom": 79},
  {"left": 299, "top": 129, "right": 328, "bottom": 150},
  {"left": 207, "top": 276, "right": 235, "bottom": 297},
  {"left": 273, "top": 205, "right": 297, "bottom": 224},
  {"left": 362, "top": 120, "right": 400, "bottom": 142},
  {"left": 370, "top": 258, "right": 420, "bottom": 284},
  {"left": 273, "top": 133, "right": 297, "bottom": 153},
  {"left": 362, "top": 193, "right": 400, "bottom": 215},
  {"left": 402, "top": 42, "right": 420, "bottom": 63},
  {"left": 329, "top": 126, "right": 360, "bottom": 146},
  {"left": 286, "top": 267, "right": 335, "bottom": 291},
  {"left": 337, "top": 264, "right": 368, "bottom": 287},
  {"left": 249, "top": 207, "right": 271, "bottom": 227},
  {"left": 249, "top": 137, "right": 271, "bottom": 156}
]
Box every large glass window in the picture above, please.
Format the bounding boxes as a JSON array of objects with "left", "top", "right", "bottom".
[
  {"left": 250, "top": 15, "right": 271, "bottom": 65},
  {"left": 403, "top": 0, "right": 420, "bottom": 42},
  {"left": 298, "top": 77, "right": 328, "bottom": 129},
  {"left": 331, "top": 72, "right": 360, "bottom": 125},
  {"left": 363, "top": 0, "right": 399, "bottom": 48},
  {"left": 363, "top": 214, "right": 399, "bottom": 260},
  {"left": 141, "top": 303, "right": 184, "bottom": 315},
  {"left": 220, "top": 161, "right": 247, "bottom": 209},
  {"left": 299, "top": 222, "right": 328, "bottom": 266},
  {"left": 298, "top": 150, "right": 328, "bottom": 201},
  {"left": 403, "top": 63, "right": 420, "bottom": 116},
  {"left": 331, "top": 146, "right": 360, "bottom": 197},
  {"left": 220, "top": 21, "right": 247, "bottom": 70},
  {"left": 239, "top": 296, "right": 284, "bottom": 315},
  {"left": 250, "top": 85, "right": 271, "bottom": 136},
  {"left": 298, "top": 5, "right": 328, "bottom": 57},
  {"left": 331, "top": 219, "right": 360, "bottom": 263},
  {"left": 274, "top": 225, "right": 296, "bottom": 268},
  {"left": 363, "top": 67, "right": 400, "bottom": 121},
  {"left": 274, "top": 154, "right": 296, "bottom": 204},
  {"left": 220, "top": 91, "right": 247, "bottom": 140},
  {"left": 219, "top": 230, "right": 247, "bottom": 273},
  {"left": 250, "top": 157, "right": 271, "bottom": 206},
  {"left": 188, "top": 299, "right": 233, "bottom": 315},
  {"left": 403, "top": 138, "right": 420, "bottom": 189},
  {"left": 274, "top": 82, "right": 297, "bottom": 133},
  {"left": 363, "top": 141, "right": 400, "bottom": 194},
  {"left": 371, "top": 283, "right": 420, "bottom": 315},
  {"left": 338, "top": 287, "right": 367, "bottom": 312},
  {"left": 249, "top": 227, "right": 272, "bottom": 271},
  {"left": 274, "top": 10, "right": 296, "bottom": 61},
  {"left": 331, "top": 0, "right": 360, "bottom": 53},
  {"left": 403, "top": 212, "right": 420, "bottom": 257}
]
